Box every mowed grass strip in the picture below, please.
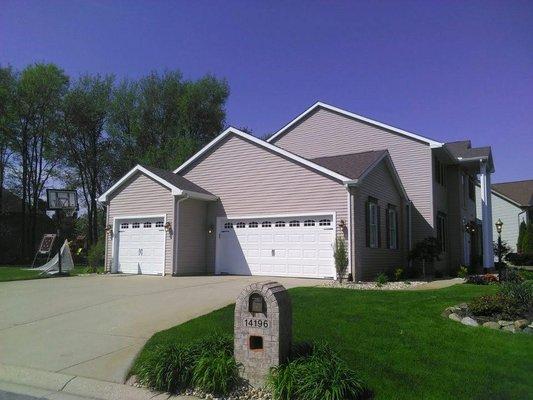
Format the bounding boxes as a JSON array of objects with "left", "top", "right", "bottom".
[
  {"left": 0, "top": 266, "right": 44, "bottom": 282},
  {"left": 132, "top": 284, "right": 533, "bottom": 400}
]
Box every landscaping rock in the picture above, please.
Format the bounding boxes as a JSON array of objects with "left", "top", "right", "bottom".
[
  {"left": 449, "top": 313, "right": 461, "bottom": 322},
  {"left": 482, "top": 321, "right": 501, "bottom": 330},
  {"left": 461, "top": 317, "right": 479, "bottom": 327},
  {"left": 498, "top": 320, "right": 514, "bottom": 327},
  {"left": 502, "top": 325, "right": 517, "bottom": 333},
  {"left": 458, "top": 303, "right": 468, "bottom": 309},
  {"left": 523, "top": 327, "right": 533, "bottom": 335},
  {"left": 514, "top": 319, "right": 529, "bottom": 330}
]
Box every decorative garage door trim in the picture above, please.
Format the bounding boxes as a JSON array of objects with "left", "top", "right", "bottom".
[
  {"left": 111, "top": 214, "right": 167, "bottom": 275},
  {"left": 215, "top": 211, "right": 337, "bottom": 279}
]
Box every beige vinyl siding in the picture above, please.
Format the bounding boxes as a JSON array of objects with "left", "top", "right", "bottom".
[
  {"left": 176, "top": 198, "right": 208, "bottom": 275},
  {"left": 353, "top": 160, "right": 406, "bottom": 280},
  {"left": 272, "top": 107, "right": 434, "bottom": 242},
  {"left": 105, "top": 172, "right": 175, "bottom": 275},
  {"left": 182, "top": 133, "right": 348, "bottom": 272},
  {"left": 476, "top": 186, "right": 524, "bottom": 252}
]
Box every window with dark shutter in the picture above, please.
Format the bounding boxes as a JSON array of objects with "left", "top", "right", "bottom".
[
  {"left": 387, "top": 204, "right": 398, "bottom": 249},
  {"left": 366, "top": 197, "right": 379, "bottom": 248}
]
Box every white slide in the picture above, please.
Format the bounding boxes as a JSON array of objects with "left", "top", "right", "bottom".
[{"left": 35, "top": 240, "right": 74, "bottom": 275}]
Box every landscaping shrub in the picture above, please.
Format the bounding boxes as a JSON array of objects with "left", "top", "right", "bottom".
[
  {"left": 136, "top": 343, "right": 196, "bottom": 392},
  {"left": 394, "top": 268, "right": 403, "bottom": 281},
  {"left": 135, "top": 333, "right": 239, "bottom": 395},
  {"left": 469, "top": 294, "right": 505, "bottom": 317},
  {"left": 268, "top": 342, "right": 367, "bottom": 400},
  {"left": 466, "top": 274, "right": 497, "bottom": 285},
  {"left": 375, "top": 273, "right": 388, "bottom": 287},
  {"left": 505, "top": 252, "right": 533, "bottom": 267},
  {"left": 499, "top": 268, "right": 524, "bottom": 283},
  {"left": 333, "top": 238, "right": 349, "bottom": 283},
  {"left": 192, "top": 349, "right": 240, "bottom": 395},
  {"left": 469, "top": 281, "right": 533, "bottom": 319},
  {"left": 87, "top": 238, "right": 105, "bottom": 273},
  {"left": 457, "top": 266, "right": 468, "bottom": 279}
]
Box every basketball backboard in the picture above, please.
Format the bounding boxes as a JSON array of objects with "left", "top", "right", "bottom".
[{"left": 46, "top": 189, "right": 79, "bottom": 211}]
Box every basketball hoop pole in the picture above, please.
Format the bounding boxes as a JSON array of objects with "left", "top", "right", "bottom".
[{"left": 56, "top": 211, "right": 62, "bottom": 275}]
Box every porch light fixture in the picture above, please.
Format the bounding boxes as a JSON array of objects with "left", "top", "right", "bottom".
[
  {"left": 104, "top": 225, "right": 113, "bottom": 236},
  {"left": 207, "top": 224, "right": 214, "bottom": 234},
  {"left": 338, "top": 219, "right": 346, "bottom": 229},
  {"left": 495, "top": 219, "right": 503, "bottom": 234},
  {"left": 164, "top": 221, "right": 172, "bottom": 232}
]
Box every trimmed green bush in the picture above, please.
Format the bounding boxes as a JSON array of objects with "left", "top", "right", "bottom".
[
  {"left": 375, "top": 273, "right": 388, "bottom": 287},
  {"left": 268, "top": 342, "right": 368, "bottom": 400},
  {"left": 517, "top": 221, "right": 527, "bottom": 252},
  {"left": 333, "top": 238, "right": 349, "bottom": 283}
]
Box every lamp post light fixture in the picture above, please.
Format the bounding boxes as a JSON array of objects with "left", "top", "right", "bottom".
[{"left": 495, "top": 219, "right": 504, "bottom": 277}]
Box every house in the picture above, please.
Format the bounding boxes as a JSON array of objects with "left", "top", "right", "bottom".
[
  {"left": 476, "top": 180, "right": 533, "bottom": 251},
  {"left": 98, "top": 102, "right": 495, "bottom": 279}
]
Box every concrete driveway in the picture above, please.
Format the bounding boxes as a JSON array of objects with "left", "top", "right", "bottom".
[{"left": 0, "top": 274, "right": 317, "bottom": 383}]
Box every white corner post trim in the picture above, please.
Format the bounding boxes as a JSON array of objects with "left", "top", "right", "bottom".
[
  {"left": 480, "top": 161, "right": 494, "bottom": 269},
  {"left": 173, "top": 194, "right": 189, "bottom": 275}
]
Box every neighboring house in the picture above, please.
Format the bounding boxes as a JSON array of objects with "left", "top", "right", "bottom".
[
  {"left": 99, "top": 102, "right": 495, "bottom": 280},
  {"left": 476, "top": 180, "right": 533, "bottom": 252}
]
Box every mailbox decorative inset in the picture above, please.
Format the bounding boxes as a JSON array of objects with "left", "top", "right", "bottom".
[{"left": 234, "top": 281, "right": 292, "bottom": 386}]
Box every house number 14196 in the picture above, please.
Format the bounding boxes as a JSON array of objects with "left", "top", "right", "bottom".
[{"left": 244, "top": 319, "right": 269, "bottom": 328}]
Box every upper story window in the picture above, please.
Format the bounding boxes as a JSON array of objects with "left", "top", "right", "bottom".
[
  {"left": 437, "top": 212, "right": 447, "bottom": 252},
  {"left": 143, "top": 222, "right": 152, "bottom": 228},
  {"left": 132, "top": 222, "right": 140, "bottom": 229},
  {"left": 224, "top": 222, "right": 233, "bottom": 229},
  {"left": 236, "top": 222, "right": 246, "bottom": 228},
  {"left": 275, "top": 221, "right": 285, "bottom": 227},
  {"left": 434, "top": 157, "right": 446, "bottom": 186},
  {"left": 319, "top": 219, "right": 331, "bottom": 226},
  {"left": 387, "top": 205, "right": 398, "bottom": 250},
  {"left": 262, "top": 221, "right": 272, "bottom": 228},
  {"left": 366, "top": 197, "right": 380, "bottom": 248},
  {"left": 304, "top": 220, "right": 315, "bottom": 227},
  {"left": 289, "top": 220, "right": 300, "bottom": 227},
  {"left": 249, "top": 222, "right": 258, "bottom": 228}
]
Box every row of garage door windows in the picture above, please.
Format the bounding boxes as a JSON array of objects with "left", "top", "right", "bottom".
[
  {"left": 223, "top": 219, "right": 332, "bottom": 229},
  {"left": 120, "top": 221, "right": 164, "bottom": 229}
]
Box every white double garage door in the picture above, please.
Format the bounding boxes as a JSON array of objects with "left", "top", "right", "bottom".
[
  {"left": 114, "top": 217, "right": 165, "bottom": 275},
  {"left": 216, "top": 214, "right": 336, "bottom": 279}
]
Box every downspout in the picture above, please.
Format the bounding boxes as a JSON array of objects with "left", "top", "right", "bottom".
[
  {"left": 173, "top": 194, "right": 190, "bottom": 276},
  {"left": 346, "top": 187, "right": 353, "bottom": 279}
]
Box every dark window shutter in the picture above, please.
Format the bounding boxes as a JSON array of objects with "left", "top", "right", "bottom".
[
  {"left": 386, "top": 207, "right": 390, "bottom": 249},
  {"left": 365, "top": 201, "right": 370, "bottom": 247},
  {"left": 377, "top": 205, "right": 382, "bottom": 248},
  {"left": 394, "top": 211, "right": 400, "bottom": 249}
]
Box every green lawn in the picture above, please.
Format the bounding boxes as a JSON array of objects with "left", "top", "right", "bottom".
[
  {"left": 132, "top": 284, "right": 533, "bottom": 400},
  {"left": 0, "top": 265, "right": 104, "bottom": 282}
]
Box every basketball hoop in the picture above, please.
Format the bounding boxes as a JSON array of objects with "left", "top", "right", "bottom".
[{"left": 63, "top": 208, "right": 77, "bottom": 218}]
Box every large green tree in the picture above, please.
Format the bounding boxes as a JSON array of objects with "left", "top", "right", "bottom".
[
  {"left": 0, "top": 66, "right": 17, "bottom": 214},
  {"left": 107, "top": 71, "right": 229, "bottom": 180},
  {"left": 8, "top": 64, "right": 68, "bottom": 257},
  {"left": 62, "top": 74, "right": 113, "bottom": 245}
]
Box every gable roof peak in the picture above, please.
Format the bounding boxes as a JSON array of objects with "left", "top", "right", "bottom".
[{"left": 267, "top": 101, "right": 444, "bottom": 148}]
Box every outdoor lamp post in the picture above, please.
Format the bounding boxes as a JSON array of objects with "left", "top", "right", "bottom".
[{"left": 495, "top": 219, "right": 504, "bottom": 278}]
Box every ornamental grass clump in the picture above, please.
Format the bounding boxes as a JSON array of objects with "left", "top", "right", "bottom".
[
  {"left": 135, "top": 333, "right": 240, "bottom": 396},
  {"left": 268, "top": 342, "right": 368, "bottom": 400}
]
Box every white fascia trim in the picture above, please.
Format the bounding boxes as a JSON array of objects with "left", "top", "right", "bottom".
[
  {"left": 173, "top": 127, "right": 351, "bottom": 182},
  {"left": 267, "top": 102, "right": 444, "bottom": 148},
  {"left": 182, "top": 190, "right": 218, "bottom": 201},
  {"left": 219, "top": 211, "right": 336, "bottom": 220},
  {"left": 98, "top": 165, "right": 182, "bottom": 203}
]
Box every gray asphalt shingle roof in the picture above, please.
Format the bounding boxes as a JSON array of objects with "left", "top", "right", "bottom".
[
  {"left": 492, "top": 180, "right": 533, "bottom": 207},
  {"left": 309, "top": 150, "right": 388, "bottom": 180},
  {"left": 139, "top": 164, "right": 214, "bottom": 196}
]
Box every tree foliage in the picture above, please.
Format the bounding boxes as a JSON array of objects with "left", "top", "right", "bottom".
[
  {"left": 333, "top": 237, "right": 349, "bottom": 283},
  {"left": 517, "top": 221, "right": 527, "bottom": 253},
  {"left": 409, "top": 237, "right": 442, "bottom": 277}
]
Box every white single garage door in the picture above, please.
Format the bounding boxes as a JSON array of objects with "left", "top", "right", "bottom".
[
  {"left": 115, "top": 217, "right": 165, "bottom": 275},
  {"left": 216, "top": 214, "right": 336, "bottom": 279}
]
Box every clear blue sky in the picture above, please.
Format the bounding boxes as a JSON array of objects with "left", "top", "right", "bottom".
[{"left": 1, "top": 0, "right": 531, "bottom": 183}]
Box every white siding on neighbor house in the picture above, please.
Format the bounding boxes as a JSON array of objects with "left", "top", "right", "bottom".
[
  {"left": 271, "top": 107, "right": 434, "bottom": 242},
  {"left": 176, "top": 198, "right": 208, "bottom": 275},
  {"left": 182, "top": 133, "right": 349, "bottom": 273},
  {"left": 105, "top": 172, "right": 175, "bottom": 275},
  {"left": 476, "top": 186, "right": 525, "bottom": 252},
  {"left": 353, "top": 160, "right": 406, "bottom": 280}
]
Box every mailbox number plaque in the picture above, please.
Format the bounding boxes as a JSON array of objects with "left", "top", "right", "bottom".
[{"left": 244, "top": 318, "right": 269, "bottom": 328}]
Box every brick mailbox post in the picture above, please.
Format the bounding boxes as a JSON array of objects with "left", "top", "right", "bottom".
[{"left": 234, "top": 281, "right": 292, "bottom": 386}]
